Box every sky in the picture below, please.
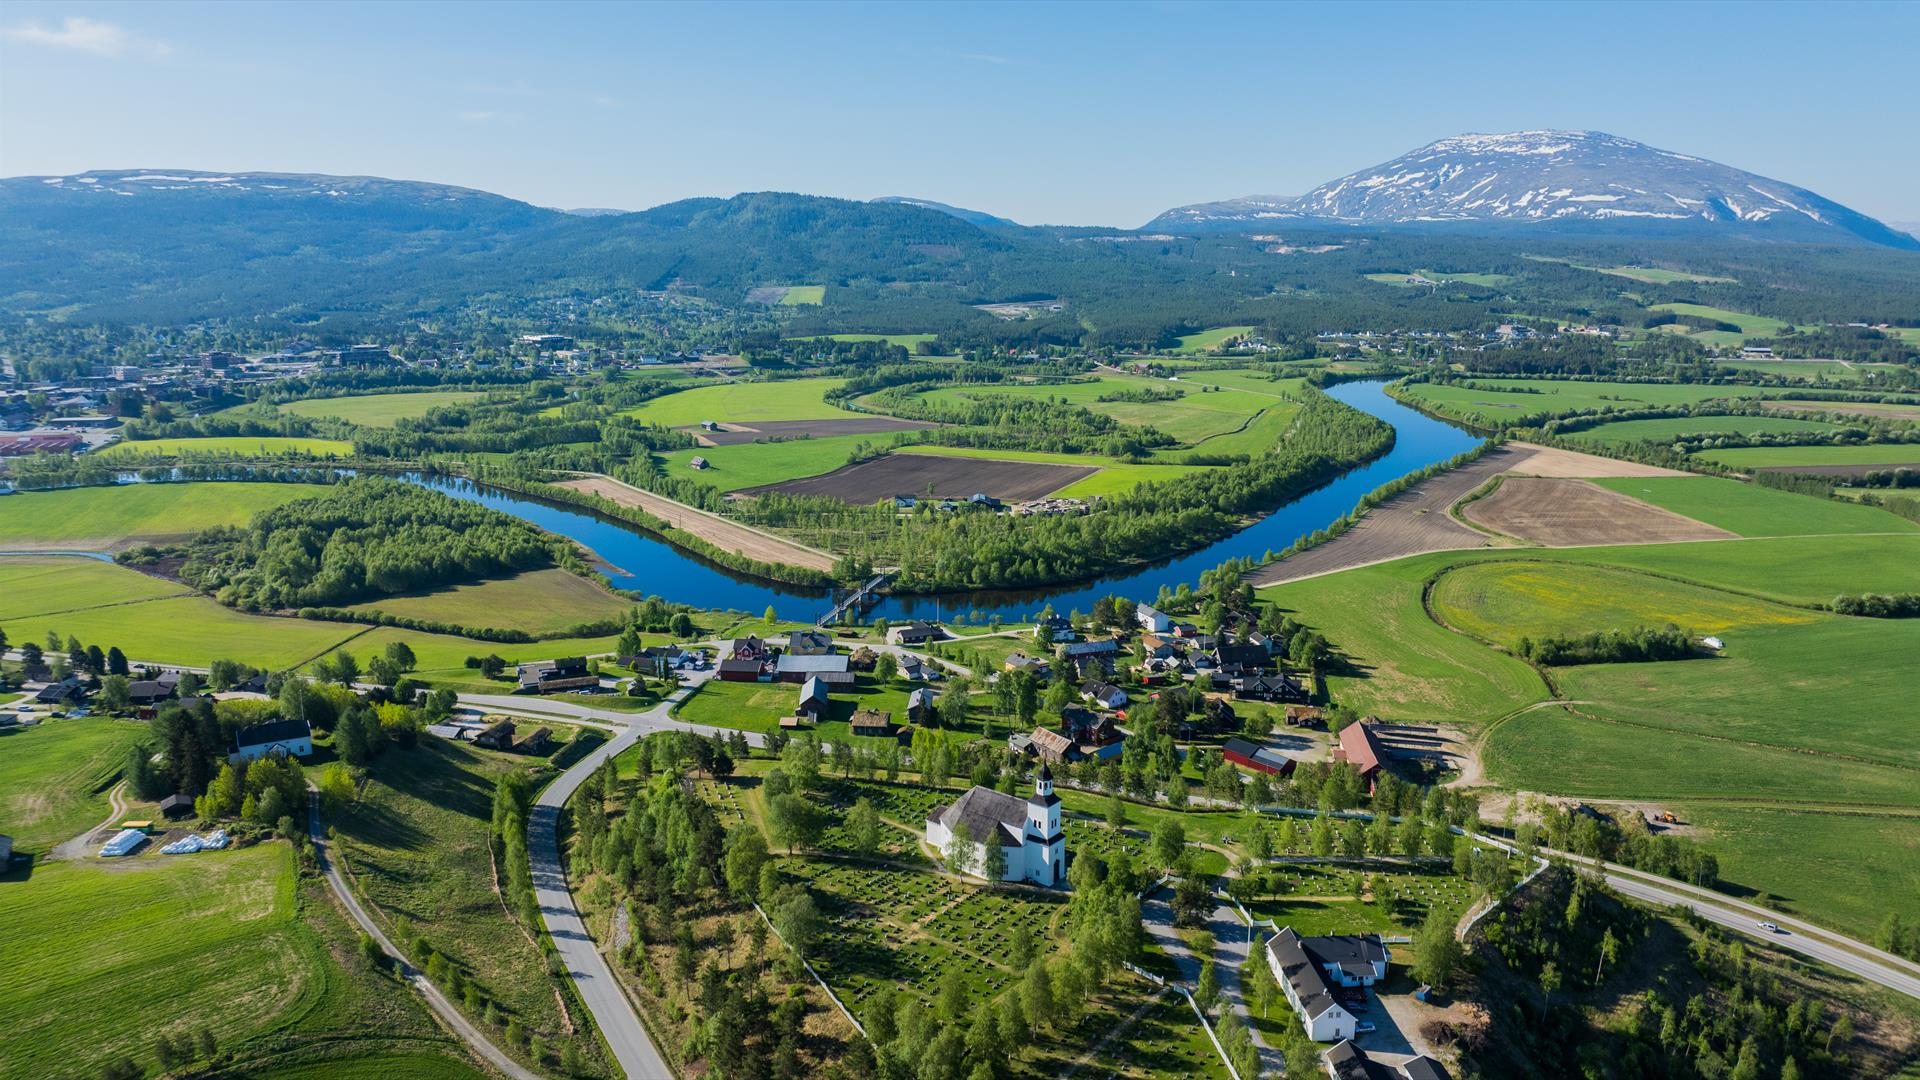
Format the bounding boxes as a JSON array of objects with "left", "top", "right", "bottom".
[{"left": 3, "top": 0, "right": 1916, "bottom": 228}]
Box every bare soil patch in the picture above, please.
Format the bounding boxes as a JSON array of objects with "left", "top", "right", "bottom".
[
  {"left": 553, "top": 475, "right": 837, "bottom": 572},
  {"left": 1502, "top": 441, "right": 1689, "bottom": 478},
  {"left": 1463, "top": 476, "right": 1736, "bottom": 545},
  {"left": 743, "top": 452, "right": 1094, "bottom": 505},
  {"left": 681, "top": 417, "right": 939, "bottom": 446},
  {"left": 1757, "top": 461, "right": 1920, "bottom": 477},
  {"left": 1248, "top": 446, "right": 1531, "bottom": 587},
  {"left": 1760, "top": 399, "right": 1920, "bottom": 423},
  {"left": 744, "top": 286, "right": 790, "bottom": 305}
]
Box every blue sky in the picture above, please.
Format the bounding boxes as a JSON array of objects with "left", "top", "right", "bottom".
[{"left": 3, "top": 0, "right": 1915, "bottom": 227}]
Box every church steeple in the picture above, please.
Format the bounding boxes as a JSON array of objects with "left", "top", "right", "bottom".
[{"left": 1034, "top": 762, "right": 1054, "bottom": 799}]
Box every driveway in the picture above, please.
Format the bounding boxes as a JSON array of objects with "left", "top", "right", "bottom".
[{"left": 1140, "top": 885, "right": 1286, "bottom": 1076}]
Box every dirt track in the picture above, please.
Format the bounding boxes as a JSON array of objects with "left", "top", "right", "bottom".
[
  {"left": 743, "top": 452, "right": 1095, "bottom": 504},
  {"left": 553, "top": 475, "right": 838, "bottom": 572},
  {"left": 1462, "top": 476, "right": 1737, "bottom": 545},
  {"left": 1247, "top": 441, "right": 1704, "bottom": 588}
]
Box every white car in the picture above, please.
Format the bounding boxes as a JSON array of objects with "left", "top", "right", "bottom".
[{"left": 1758, "top": 921, "right": 1783, "bottom": 934}]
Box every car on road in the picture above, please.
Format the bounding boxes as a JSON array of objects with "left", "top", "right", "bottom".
[
  {"left": 1354, "top": 1021, "right": 1377, "bottom": 1034},
  {"left": 1758, "top": 921, "right": 1783, "bottom": 934}
]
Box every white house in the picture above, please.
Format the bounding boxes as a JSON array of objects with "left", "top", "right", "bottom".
[
  {"left": 230, "top": 718, "right": 314, "bottom": 764},
  {"left": 1267, "top": 928, "right": 1390, "bottom": 1042},
  {"left": 1135, "top": 604, "right": 1170, "bottom": 634},
  {"left": 925, "top": 765, "right": 1067, "bottom": 886}
]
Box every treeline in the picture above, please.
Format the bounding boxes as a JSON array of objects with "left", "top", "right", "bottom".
[
  {"left": 6, "top": 457, "right": 346, "bottom": 492},
  {"left": 1828, "top": 593, "right": 1920, "bottom": 618},
  {"left": 1516, "top": 626, "right": 1698, "bottom": 665},
  {"left": 173, "top": 477, "right": 572, "bottom": 610}
]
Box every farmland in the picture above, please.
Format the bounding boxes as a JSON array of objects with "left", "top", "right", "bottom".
[
  {"left": 0, "top": 718, "right": 148, "bottom": 856},
  {"left": 916, "top": 376, "right": 1289, "bottom": 445},
  {"left": 1172, "top": 325, "right": 1256, "bottom": 352},
  {"left": 657, "top": 432, "right": 884, "bottom": 491},
  {"left": 743, "top": 451, "right": 1095, "bottom": 504},
  {"left": 898, "top": 444, "right": 1208, "bottom": 497},
  {"left": 7, "top": 589, "right": 364, "bottom": 670},
  {"left": 1363, "top": 270, "right": 1512, "bottom": 288},
  {"left": 343, "top": 567, "right": 631, "bottom": 637},
  {"left": 97, "top": 435, "right": 356, "bottom": 459},
  {"left": 333, "top": 624, "right": 622, "bottom": 680},
  {"left": 0, "top": 554, "right": 187, "bottom": 620},
  {"left": 279, "top": 390, "right": 487, "bottom": 427},
  {"left": 1696, "top": 443, "right": 1920, "bottom": 470},
  {"left": 621, "top": 377, "right": 858, "bottom": 426},
  {"left": 1460, "top": 476, "right": 1735, "bottom": 546},
  {"left": 1647, "top": 303, "right": 1797, "bottom": 347},
  {"left": 779, "top": 285, "right": 826, "bottom": 305},
  {"left": 1760, "top": 398, "right": 1920, "bottom": 423},
  {"left": 1565, "top": 414, "right": 1840, "bottom": 446},
  {"left": 0, "top": 481, "right": 318, "bottom": 550},
  {"left": 1393, "top": 378, "right": 1767, "bottom": 426},
  {"left": 1587, "top": 476, "right": 1919, "bottom": 537}
]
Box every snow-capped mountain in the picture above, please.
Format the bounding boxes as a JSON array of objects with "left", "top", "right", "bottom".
[{"left": 1145, "top": 131, "right": 1917, "bottom": 248}]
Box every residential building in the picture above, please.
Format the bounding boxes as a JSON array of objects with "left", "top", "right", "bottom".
[
  {"left": 126, "top": 679, "right": 173, "bottom": 706},
  {"left": 787, "top": 630, "right": 836, "bottom": 655},
  {"left": 797, "top": 677, "right": 830, "bottom": 723},
  {"left": 774, "top": 653, "right": 851, "bottom": 682},
  {"left": 1080, "top": 680, "right": 1128, "bottom": 709},
  {"left": 231, "top": 718, "right": 314, "bottom": 763},
  {"left": 718, "top": 658, "right": 768, "bottom": 682},
  {"left": 888, "top": 621, "right": 946, "bottom": 646},
  {"left": 849, "top": 709, "right": 894, "bottom": 737},
  {"left": 1266, "top": 927, "right": 1391, "bottom": 1042},
  {"left": 924, "top": 765, "right": 1066, "bottom": 886},
  {"left": 1323, "top": 1040, "right": 1452, "bottom": 1080},
  {"left": 1135, "top": 604, "right": 1170, "bottom": 633},
  {"left": 1237, "top": 672, "right": 1309, "bottom": 703},
  {"left": 517, "top": 657, "right": 598, "bottom": 694},
  {"left": 907, "top": 687, "right": 940, "bottom": 723}
]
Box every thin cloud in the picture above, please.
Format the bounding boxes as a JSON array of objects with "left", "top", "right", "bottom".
[{"left": 1, "top": 16, "right": 171, "bottom": 58}]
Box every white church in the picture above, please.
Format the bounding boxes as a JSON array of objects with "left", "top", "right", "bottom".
[{"left": 925, "top": 763, "right": 1068, "bottom": 886}]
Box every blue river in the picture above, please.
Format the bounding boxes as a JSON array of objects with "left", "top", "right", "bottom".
[{"left": 409, "top": 380, "right": 1481, "bottom": 623}]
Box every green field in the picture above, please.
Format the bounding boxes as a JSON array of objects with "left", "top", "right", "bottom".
[
  {"left": 0, "top": 555, "right": 187, "bottom": 620},
  {"left": 1720, "top": 359, "right": 1907, "bottom": 382},
  {"left": 279, "top": 391, "right": 487, "bottom": 427},
  {"left": 1588, "top": 476, "right": 1919, "bottom": 537},
  {"left": 622, "top": 377, "right": 858, "bottom": 426},
  {"left": 1430, "top": 560, "right": 1818, "bottom": 647},
  {"left": 1363, "top": 270, "right": 1512, "bottom": 288},
  {"left": 330, "top": 737, "right": 609, "bottom": 1077},
  {"left": 778, "top": 285, "right": 826, "bottom": 305},
  {"left": 657, "top": 432, "right": 881, "bottom": 491},
  {"left": 1697, "top": 443, "right": 1920, "bottom": 470},
  {"left": 1648, "top": 303, "right": 1796, "bottom": 347},
  {"left": 1537, "top": 533, "right": 1920, "bottom": 605},
  {"left": 1394, "top": 378, "right": 1767, "bottom": 426},
  {"left": 97, "top": 436, "right": 355, "bottom": 460},
  {"left": 1525, "top": 256, "right": 1736, "bottom": 285},
  {"left": 791, "top": 333, "right": 936, "bottom": 350},
  {"left": 897, "top": 444, "right": 1211, "bottom": 498},
  {"left": 0, "top": 843, "right": 482, "bottom": 1080},
  {"left": 0, "top": 482, "right": 319, "bottom": 550},
  {"left": 5, "top": 591, "right": 363, "bottom": 671},
  {"left": 0, "top": 719, "right": 149, "bottom": 856},
  {"left": 344, "top": 624, "right": 622, "bottom": 681},
  {"left": 344, "top": 568, "right": 631, "bottom": 637},
  {"left": 918, "top": 376, "right": 1284, "bottom": 446},
  {"left": 1172, "top": 326, "right": 1256, "bottom": 352},
  {"left": 1565, "top": 414, "right": 1839, "bottom": 447}
]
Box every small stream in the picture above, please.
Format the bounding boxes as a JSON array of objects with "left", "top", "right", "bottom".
[{"left": 406, "top": 380, "right": 1483, "bottom": 622}]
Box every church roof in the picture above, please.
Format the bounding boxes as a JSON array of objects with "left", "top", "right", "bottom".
[{"left": 931, "top": 786, "right": 1028, "bottom": 847}]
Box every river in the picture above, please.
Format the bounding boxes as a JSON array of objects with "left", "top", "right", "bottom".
[{"left": 408, "top": 380, "right": 1482, "bottom": 622}]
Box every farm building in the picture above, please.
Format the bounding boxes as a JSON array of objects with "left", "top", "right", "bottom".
[
  {"left": 231, "top": 718, "right": 313, "bottom": 763},
  {"left": 888, "top": 621, "right": 947, "bottom": 646},
  {"left": 158, "top": 794, "right": 195, "bottom": 820},
  {"left": 718, "top": 658, "right": 769, "bottom": 682},
  {"left": 1324, "top": 1040, "right": 1452, "bottom": 1080},
  {"left": 1223, "top": 736, "right": 1296, "bottom": 777},
  {"left": 907, "top": 687, "right": 940, "bottom": 723},
  {"left": 797, "top": 676, "right": 830, "bottom": 723},
  {"left": 516, "top": 656, "right": 597, "bottom": 694},
  {"left": 1267, "top": 927, "right": 1390, "bottom": 1042},
  {"left": 924, "top": 765, "right": 1066, "bottom": 886},
  {"left": 774, "top": 653, "right": 850, "bottom": 682},
  {"left": 473, "top": 719, "right": 517, "bottom": 750},
  {"left": 514, "top": 727, "right": 554, "bottom": 755},
  {"left": 849, "top": 709, "right": 894, "bottom": 737},
  {"left": 1335, "top": 721, "right": 1389, "bottom": 791}
]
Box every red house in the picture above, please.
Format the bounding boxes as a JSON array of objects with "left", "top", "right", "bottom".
[{"left": 1335, "top": 721, "right": 1387, "bottom": 792}]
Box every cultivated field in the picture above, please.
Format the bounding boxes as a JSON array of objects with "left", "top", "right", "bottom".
[
  {"left": 899, "top": 444, "right": 1209, "bottom": 498},
  {"left": 553, "top": 473, "right": 837, "bottom": 570},
  {"left": 1647, "top": 302, "right": 1796, "bottom": 346},
  {"left": 1172, "top": 325, "right": 1256, "bottom": 352},
  {"left": 1363, "top": 270, "right": 1511, "bottom": 288},
  {"left": 279, "top": 390, "right": 486, "bottom": 427},
  {"left": 1721, "top": 359, "right": 1908, "bottom": 382},
  {"left": 779, "top": 285, "right": 826, "bottom": 305},
  {"left": 1588, "top": 476, "right": 1919, "bottom": 537},
  {"left": 742, "top": 451, "right": 1096, "bottom": 504},
  {"left": 1565, "top": 414, "right": 1839, "bottom": 447},
  {"left": 1697, "top": 444, "right": 1920, "bottom": 472},
  {"left": 343, "top": 567, "right": 634, "bottom": 637},
  {"left": 917, "top": 376, "right": 1288, "bottom": 446},
  {"left": 97, "top": 435, "right": 355, "bottom": 459},
  {"left": 0, "top": 482, "right": 317, "bottom": 551},
  {"left": 1461, "top": 476, "right": 1736, "bottom": 545},
  {"left": 1759, "top": 398, "right": 1920, "bottom": 423},
  {"left": 5, "top": 592, "right": 364, "bottom": 670},
  {"left": 688, "top": 416, "right": 939, "bottom": 446},
  {"left": 621, "top": 377, "right": 858, "bottom": 427},
  {"left": 0, "top": 555, "right": 187, "bottom": 620},
  {"left": 658, "top": 432, "right": 883, "bottom": 491},
  {"left": 0, "top": 718, "right": 148, "bottom": 857},
  {"left": 1394, "top": 379, "right": 1767, "bottom": 426}
]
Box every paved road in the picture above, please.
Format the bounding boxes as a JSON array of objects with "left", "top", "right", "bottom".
[
  {"left": 307, "top": 793, "right": 539, "bottom": 1080},
  {"left": 1140, "top": 886, "right": 1283, "bottom": 1076}
]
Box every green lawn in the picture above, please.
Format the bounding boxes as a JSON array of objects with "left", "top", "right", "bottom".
[
  {"left": 329, "top": 737, "right": 612, "bottom": 1078},
  {"left": 0, "top": 482, "right": 320, "bottom": 550},
  {"left": 0, "top": 555, "right": 187, "bottom": 620},
  {"left": 97, "top": 436, "right": 355, "bottom": 460},
  {"left": 279, "top": 391, "right": 487, "bottom": 427},
  {"left": 1172, "top": 326, "right": 1257, "bottom": 352},
  {"left": 343, "top": 568, "right": 632, "bottom": 637},
  {"left": 1697, "top": 444, "right": 1920, "bottom": 469},
  {"left": 0, "top": 718, "right": 149, "bottom": 856},
  {"left": 1566, "top": 414, "right": 1839, "bottom": 447},
  {"left": 1429, "top": 560, "right": 1819, "bottom": 648},
  {"left": 1588, "top": 476, "right": 1919, "bottom": 537},
  {"left": 7, "top": 593, "right": 364, "bottom": 671},
  {"left": 778, "top": 285, "right": 826, "bottom": 305},
  {"left": 621, "top": 377, "right": 859, "bottom": 426},
  {"left": 1394, "top": 378, "right": 1768, "bottom": 426}
]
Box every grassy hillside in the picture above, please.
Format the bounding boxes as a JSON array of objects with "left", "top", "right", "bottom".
[
  {"left": 342, "top": 568, "right": 631, "bottom": 637},
  {"left": 0, "top": 719, "right": 148, "bottom": 856},
  {"left": 0, "top": 555, "right": 187, "bottom": 620}
]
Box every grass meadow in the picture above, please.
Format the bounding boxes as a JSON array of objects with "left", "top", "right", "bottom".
[
  {"left": 1394, "top": 378, "right": 1767, "bottom": 426},
  {"left": 778, "top": 285, "right": 826, "bottom": 305},
  {"left": 621, "top": 377, "right": 858, "bottom": 426},
  {"left": 896, "top": 444, "right": 1212, "bottom": 498},
  {"left": 657, "top": 432, "right": 878, "bottom": 492},
  {"left": 7, "top": 592, "right": 364, "bottom": 671},
  {"left": 917, "top": 376, "right": 1281, "bottom": 446},
  {"left": 0, "top": 555, "right": 187, "bottom": 620},
  {"left": 0, "top": 482, "right": 317, "bottom": 550},
  {"left": 1588, "top": 476, "right": 1919, "bottom": 537},
  {"left": 1697, "top": 443, "right": 1920, "bottom": 469},
  {"left": 1429, "top": 560, "right": 1819, "bottom": 647},
  {"left": 278, "top": 391, "right": 487, "bottom": 427},
  {"left": 0, "top": 718, "right": 149, "bottom": 856},
  {"left": 1648, "top": 302, "right": 1795, "bottom": 346},
  {"left": 1566, "top": 414, "right": 1839, "bottom": 446},
  {"left": 343, "top": 568, "right": 632, "bottom": 637},
  {"left": 1720, "top": 359, "right": 1908, "bottom": 382},
  {"left": 1172, "top": 325, "right": 1257, "bottom": 352},
  {"left": 1363, "top": 270, "right": 1512, "bottom": 288},
  {"left": 97, "top": 436, "right": 355, "bottom": 460}
]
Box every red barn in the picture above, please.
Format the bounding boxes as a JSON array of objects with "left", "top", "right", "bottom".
[
  {"left": 1223, "top": 736, "right": 1296, "bottom": 777},
  {"left": 1335, "top": 721, "right": 1387, "bottom": 792}
]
